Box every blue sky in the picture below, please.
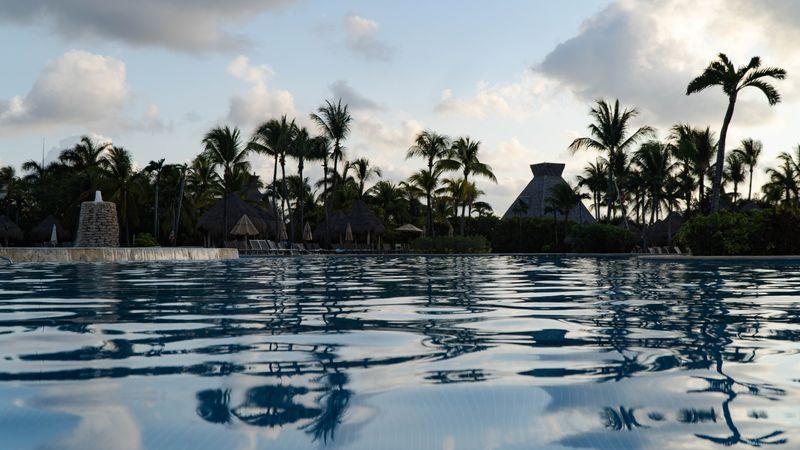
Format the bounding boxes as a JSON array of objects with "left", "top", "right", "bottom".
[{"left": 1, "top": 0, "right": 798, "bottom": 214}]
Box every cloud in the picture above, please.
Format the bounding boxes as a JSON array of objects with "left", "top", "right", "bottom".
[
  {"left": 226, "top": 55, "right": 295, "bottom": 129},
  {"left": 536, "top": 0, "right": 798, "bottom": 128},
  {"left": 126, "top": 104, "right": 173, "bottom": 133},
  {"left": 434, "top": 72, "right": 559, "bottom": 119},
  {"left": 330, "top": 80, "right": 381, "bottom": 110},
  {"left": 344, "top": 14, "right": 395, "bottom": 61},
  {"left": 0, "top": 0, "right": 295, "bottom": 53},
  {"left": 0, "top": 50, "right": 127, "bottom": 134}
]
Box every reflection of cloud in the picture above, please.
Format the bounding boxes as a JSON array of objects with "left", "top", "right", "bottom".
[{"left": 25, "top": 383, "right": 142, "bottom": 450}]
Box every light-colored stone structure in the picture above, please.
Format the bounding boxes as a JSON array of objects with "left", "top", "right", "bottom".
[
  {"left": 75, "top": 201, "right": 120, "bottom": 247},
  {"left": 0, "top": 247, "right": 238, "bottom": 263}
]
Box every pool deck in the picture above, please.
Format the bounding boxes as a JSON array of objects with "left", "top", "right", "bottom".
[{"left": 0, "top": 247, "right": 239, "bottom": 263}]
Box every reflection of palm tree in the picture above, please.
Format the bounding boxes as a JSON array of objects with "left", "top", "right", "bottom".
[
  {"left": 196, "top": 389, "right": 232, "bottom": 424},
  {"left": 302, "top": 371, "right": 352, "bottom": 443},
  {"left": 232, "top": 384, "right": 321, "bottom": 427}
]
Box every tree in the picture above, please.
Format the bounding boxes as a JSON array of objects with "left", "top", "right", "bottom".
[
  {"left": 440, "top": 137, "right": 496, "bottom": 235},
  {"left": 545, "top": 182, "right": 588, "bottom": 246},
  {"left": 764, "top": 160, "right": 797, "bottom": 204},
  {"left": 202, "top": 125, "right": 250, "bottom": 238},
  {"left": 100, "top": 147, "right": 140, "bottom": 245},
  {"left": 366, "top": 180, "right": 406, "bottom": 225},
  {"left": 59, "top": 135, "right": 112, "bottom": 198},
  {"left": 145, "top": 158, "right": 166, "bottom": 241},
  {"left": 408, "top": 168, "right": 444, "bottom": 235},
  {"left": 691, "top": 127, "right": 717, "bottom": 212},
  {"left": 290, "top": 127, "right": 326, "bottom": 241},
  {"left": 633, "top": 141, "right": 677, "bottom": 225},
  {"left": 569, "top": 99, "right": 654, "bottom": 225},
  {"left": 733, "top": 139, "right": 763, "bottom": 201},
  {"left": 724, "top": 152, "right": 746, "bottom": 203},
  {"left": 669, "top": 124, "right": 698, "bottom": 213},
  {"left": 687, "top": 54, "right": 786, "bottom": 212},
  {"left": 407, "top": 130, "right": 450, "bottom": 237},
  {"left": 577, "top": 159, "right": 607, "bottom": 220},
  {"left": 346, "top": 157, "right": 382, "bottom": 199},
  {"left": 251, "top": 116, "right": 295, "bottom": 218},
  {"left": 310, "top": 99, "right": 352, "bottom": 199}
]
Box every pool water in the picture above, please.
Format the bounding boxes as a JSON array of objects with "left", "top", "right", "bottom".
[{"left": 0, "top": 256, "right": 798, "bottom": 449}]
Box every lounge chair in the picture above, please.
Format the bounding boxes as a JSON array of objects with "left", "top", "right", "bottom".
[
  {"left": 266, "top": 240, "right": 288, "bottom": 255},
  {"left": 292, "top": 243, "right": 308, "bottom": 254},
  {"left": 673, "top": 246, "right": 682, "bottom": 254}
]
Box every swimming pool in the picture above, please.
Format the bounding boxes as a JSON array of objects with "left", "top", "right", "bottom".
[{"left": 0, "top": 256, "right": 798, "bottom": 449}]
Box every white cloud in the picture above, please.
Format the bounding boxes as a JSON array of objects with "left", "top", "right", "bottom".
[
  {"left": 226, "top": 55, "right": 295, "bottom": 130},
  {"left": 0, "top": 50, "right": 127, "bottom": 134},
  {"left": 537, "top": 0, "right": 799, "bottom": 128},
  {"left": 434, "top": 72, "right": 559, "bottom": 119},
  {"left": 0, "top": 0, "right": 295, "bottom": 53},
  {"left": 345, "top": 14, "right": 395, "bottom": 61}
]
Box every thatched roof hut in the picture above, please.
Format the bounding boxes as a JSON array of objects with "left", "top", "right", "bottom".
[
  {"left": 197, "top": 193, "right": 278, "bottom": 240},
  {"left": 316, "top": 200, "right": 385, "bottom": 243},
  {"left": 502, "top": 162, "right": 595, "bottom": 224},
  {"left": 644, "top": 211, "right": 683, "bottom": 246},
  {"left": 30, "top": 215, "right": 71, "bottom": 242},
  {"left": 0, "top": 215, "right": 23, "bottom": 243}
]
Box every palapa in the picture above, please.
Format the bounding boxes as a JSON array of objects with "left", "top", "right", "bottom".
[
  {"left": 0, "top": 215, "right": 23, "bottom": 242},
  {"left": 198, "top": 193, "right": 277, "bottom": 239},
  {"left": 30, "top": 215, "right": 71, "bottom": 242},
  {"left": 230, "top": 214, "right": 259, "bottom": 236},
  {"left": 315, "top": 200, "right": 385, "bottom": 242},
  {"left": 395, "top": 223, "right": 424, "bottom": 234}
]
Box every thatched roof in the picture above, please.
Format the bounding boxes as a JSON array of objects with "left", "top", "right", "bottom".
[
  {"left": 396, "top": 223, "right": 424, "bottom": 233},
  {"left": 0, "top": 215, "right": 23, "bottom": 241},
  {"left": 198, "top": 193, "right": 277, "bottom": 239},
  {"left": 316, "top": 200, "right": 385, "bottom": 240},
  {"left": 30, "top": 215, "right": 71, "bottom": 242},
  {"left": 644, "top": 211, "right": 683, "bottom": 245},
  {"left": 502, "top": 162, "right": 595, "bottom": 224},
  {"left": 230, "top": 214, "right": 259, "bottom": 236}
]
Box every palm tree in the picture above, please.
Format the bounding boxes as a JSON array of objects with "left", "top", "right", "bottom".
[
  {"left": 686, "top": 54, "right": 786, "bottom": 212},
  {"left": 100, "top": 147, "right": 140, "bottom": 245},
  {"left": 407, "top": 130, "right": 450, "bottom": 236},
  {"left": 692, "top": 128, "right": 717, "bottom": 212},
  {"left": 733, "top": 139, "right": 763, "bottom": 201},
  {"left": 290, "top": 128, "right": 326, "bottom": 241},
  {"left": 202, "top": 125, "right": 250, "bottom": 238},
  {"left": 408, "top": 168, "right": 443, "bottom": 235},
  {"left": 346, "top": 157, "right": 382, "bottom": 199},
  {"left": 764, "top": 160, "right": 797, "bottom": 204},
  {"left": 187, "top": 154, "right": 222, "bottom": 210},
  {"left": 545, "top": 182, "right": 589, "bottom": 246},
  {"left": 251, "top": 116, "right": 295, "bottom": 218},
  {"left": 724, "top": 152, "right": 746, "bottom": 203},
  {"left": 633, "top": 141, "right": 677, "bottom": 225},
  {"left": 577, "top": 159, "right": 607, "bottom": 220},
  {"left": 145, "top": 158, "right": 166, "bottom": 241},
  {"left": 440, "top": 137, "right": 497, "bottom": 235},
  {"left": 669, "top": 124, "right": 698, "bottom": 213},
  {"left": 59, "top": 135, "right": 112, "bottom": 196},
  {"left": 366, "top": 180, "right": 406, "bottom": 225},
  {"left": 310, "top": 99, "right": 352, "bottom": 199},
  {"left": 569, "top": 99, "right": 654, "bottom": 225}
]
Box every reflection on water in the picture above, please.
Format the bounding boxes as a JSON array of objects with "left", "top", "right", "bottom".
[{"left": 0, "top": 256, "right": 799, "bottom": 449}]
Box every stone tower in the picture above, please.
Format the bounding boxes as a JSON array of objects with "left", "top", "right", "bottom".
[
  {"left": 74, "top": 192, "right": 120, "bottom": 247},
  {"left": 502, "top": 162, "right": 595, "bottom": 223}
]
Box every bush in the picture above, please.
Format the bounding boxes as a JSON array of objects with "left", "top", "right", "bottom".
[
  {"left": 491, "top": 217, "right": 566, "bottom": 253},
  {"left": 570, "top": 223, "right": 637, "bottom": 253},
  {"left": 676, "top": 208, "right": 800, "bottom": 255},
  {"left": 133, "top": 233, "right": 159, "bottom": 247},
  {"left": 410, "top": 235, "right": 491, "bottom": 253}
]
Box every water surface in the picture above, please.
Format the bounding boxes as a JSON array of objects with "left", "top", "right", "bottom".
[{"left": 0, "top": 256, "right": 798, "bottom": 449}]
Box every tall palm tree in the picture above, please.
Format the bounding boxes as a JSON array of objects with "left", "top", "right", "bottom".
[
  {"left": 764, "top": 160, "right": 797, "bottom": 204},
  {"left": 687, "top": 54, "right": 786, "bottom": 212},
  {"left": 569, "top": 99, "right": 654, "bottom": 225},
  {"left": 59, "top": 135, "right": 112, "bottom": 195},
  {"left": 145, "top": 158, "right": 166, "bottom": 241},
  {"left": 669, "top": 124, "right": 698, "bottom": 213},
  {"left": 202, "top": 125, "right": 250, "bottom": 238},
  {"left": 310, "top": 99, "right": 352, "bottom": 199},
  {"left": 366, "top": 180, "right": 406, "bottom": 225},
  {"left": 187, "top": 154, "right": 222, "bottom": 210},
  {"left": 577, "top": 159, "right": 607, "bottom": 220},
  {"left": 407, "top": 130, "right": 450, "bottom": 236},
  {"left": 346, "top": 157, "right": 383, "bottom": 198},
  {"left": 545, "top": 182, "right": 589, "bottom": 246},
  {"left": 100, "top": 147, "right": 140, "bottom": 245},
  {"left": 733, "top": 138, "right": 763, "bottom": 201},
  {"left": 440, "top": 137, "right": 496, "bottom": 235},
  {"left": 724, "top": 152, "right": 746, "bottom": 203}
]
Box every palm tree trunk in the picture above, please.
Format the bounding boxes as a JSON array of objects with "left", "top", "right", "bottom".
[
  {"left": 323, "top": 157, "right": 330, "bottom": 247},
  {"left": 272, "top": 154, "right": 279, "bottom": 217},
  {"left": 748, "top": 166, "right": 754, "bottom": 201},
  {"left": 426, "top": 192, "right": 433, "bottom": 237},
  {"left": 174, "top": 169, "right": 186, "bottom": 246},
  {"left": 332, "top": 140, "right": 340, "bottom": 202},
  {"left": 154, "top": 178, "right": 159, "bottom": 241},
  {"left": 606, "top": 166, "right": 614, "bottom": 221},
  {"left": 298, "top": 159, "right": 305, "bottom": 242},
  {"left": 281, "top": 158, "right": 291, "bottom": 242},
  {"left": 712, "top": 95, "right": 737, "bottom": 213}
]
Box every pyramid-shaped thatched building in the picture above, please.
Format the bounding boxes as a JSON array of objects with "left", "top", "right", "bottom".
[{"left": 502, "top": 162, "right": 595, "bottom": 223}]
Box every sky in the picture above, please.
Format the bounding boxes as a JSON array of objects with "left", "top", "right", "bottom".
[{"left": 1, "top": 0, "right": 799, "bottom": 215}]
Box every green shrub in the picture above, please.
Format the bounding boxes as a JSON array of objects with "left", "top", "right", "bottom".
[
  {"left": 570, "top": 223, "right": 636, "bottom": 253},
  {"left": 410, "top": 235, "right": 491, "bottom": 253},
  {"left": 675, "top": 208, "right": 800, "bottom": 255},
  {"left": 133, "top": 233, "right": 159, "bottom": 247},
  {"left": 491, "top": 217, "right": 564, "bottom": 253}
]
